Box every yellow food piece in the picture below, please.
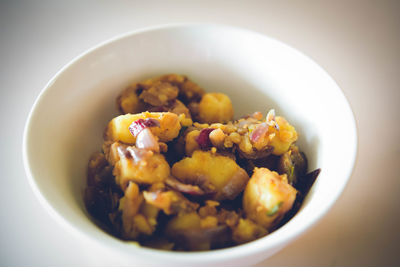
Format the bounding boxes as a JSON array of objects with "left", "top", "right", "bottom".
[
  {"left": 140, "top": 202, "right": 159, "bottom": 228},
  {"left": 178, "top": 113, "right": 193, "bottom": 127},
  {"left": 238, "top": 134, "right": 253, "bottom": 154},
  {"left": 117, "top": 84, "right": 145, "bottom": 114},
  {"left": 172, "top": 151, "right": 249, "bottom": 200},
  {"left": 119, "top": 182, "right": 141, "bottom": 214},
  {"left": 184, "top": 130, "right": 200, "bottom": 156},
  {"left": 166, "top": 212, "right": 201, "bottom": 232},
  {"left": 198, "top": 93, "right": 234, "bottom": 123},
  {"left": 198, "top": 203, "right": 218, "bottom": 217},
  {"left": 269, "top": 116, "right": 298, "bottom": 155},
  {"left": 120, "top": 182, "right": 145, "bottom": 239},
  {"left": 114, "top": 152, "right": 170, "bottom": 188},
  {"left": 132, "top": 214, "right": 154, "bottom": 236},
  {"left": 105, "top": 112, "right": 181, "bottom": 144},
  {"left": 243, "top": 168, "right": 297, "bottom": 230},
  {"left": 232, "top": 218, "right": 268, "bottom": 244},
  {"left": 200, "top": 216, "right": 218, "bottom": 228}
]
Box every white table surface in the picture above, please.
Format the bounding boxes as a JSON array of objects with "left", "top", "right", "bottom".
[{"left": 1, "top": 0, "right": 399, "bottom": 266}]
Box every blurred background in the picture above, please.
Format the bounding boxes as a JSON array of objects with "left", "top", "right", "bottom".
[{"left": 1, "top": 0, "right": 399, "bottom": 266}]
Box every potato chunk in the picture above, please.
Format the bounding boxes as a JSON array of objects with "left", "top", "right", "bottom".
[
  {"left": 198, "top": 93, "right": 234, "bottom": 123},
  {"left": 119, "top": 182, "right": 143, "bottom": 239},
  {"left": 165, "top": 212, "right": 230, "bottom": 251},
  {"left": 243, "top": 168, "right": 297, "bottom": 230},
  {"left": 184, "top": 129, "right": 200, "bottom": 156},
  {"left": 105, "top": 112, "right": 181, "bottom": 144},
  {"left": 119, "top": 182, "right": 160, "bottom": 239},
  {"left": 113, "top": 146, "right": 170, "bottom": 189},
  {"left": 171, "top": 151, "right": 249, "bottom": 200},
  {"left": 232, "top": 218, "right": 268, "bottom": 244},
  {"left": 269, "top": 116, "right": 298, "bottom": 155},
  {"left": 117, "top": 84, "right": 145, "bottom": 114}
]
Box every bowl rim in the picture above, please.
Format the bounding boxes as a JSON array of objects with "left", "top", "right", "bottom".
[{"left": 22, "top": 22, "right": 358, "bottom": 262}]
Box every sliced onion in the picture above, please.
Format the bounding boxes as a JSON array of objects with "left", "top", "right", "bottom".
[
  {"left": 165, "top": 176, "right": 205, "bottom": 196},
  {"left": 266, "top": 109, "right": 275, "bottom": 122},
  {"left": 117, "top": 145, "right": 152, "bottom": 162},
  {"left": 129, "top": 118, "right": 160, "bottom": 137},
  {"left": 266, "top": 109, "right": 280, "bottom": 130},
  {"left": 126, "top": 146, "right": 153, "bottom": 163},
  {"left": 135, "top": 128, "right": 160, "bottom": 152},
  {"left": 250, "top": 123, "right": 269, "bottom": 142}
]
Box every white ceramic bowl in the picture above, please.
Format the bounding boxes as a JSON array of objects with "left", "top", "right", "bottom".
[{"left": 23, "top": 24, "right": 357, "bottom": 267}]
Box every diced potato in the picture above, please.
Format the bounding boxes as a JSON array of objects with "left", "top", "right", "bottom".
[
  {"left": 114, "top": 149, "right": 170, "bottom": 188},
  {"left": 117, "top": 84, "right": 145, "bottom": 114},
  {"left": 184, "top": 129, "right": 200, "bottom": 156},
  {"left": 119, "top": 182, "right": 144, "bottom": 239},
  {"left": 232, "top": 218, "right": 268, "bottom": 244},
  {"left": 171, "top": 151, "right": 249, "bottom": 200},
  {"left": 132, "top": 214, "right": 154, "bottom": 235},
  {"left": 139, "top": 201, "right": 160, "bottom": 229},
  {"left": 198, "top": 93, "right": 234, "bottom": 123},
  {"left": 269, "top": 116, "right": 298, "bottom": 155},
  {"left": 105, "top": 112, "right": 181, "bottom": 144},
  {"left": 200, "top": 216, "right": 219, "bottom": 228},
  {"left": 243, "top": 168, "right": 297, "bottom": 230},
  {"left": 166, "top": 212, "right": 201, "bottom": 232},
  {"left": 165, "top": 212, "right": 230, "bottom": 251}
]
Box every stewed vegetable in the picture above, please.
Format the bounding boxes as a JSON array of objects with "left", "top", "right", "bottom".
[{"left": 84, "top": 74, "right": 320, "bottom": 251}]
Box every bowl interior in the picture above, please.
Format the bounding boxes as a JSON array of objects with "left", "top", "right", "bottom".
[{"left": 23, "top": 24, "right": 356, "bottom": 266}]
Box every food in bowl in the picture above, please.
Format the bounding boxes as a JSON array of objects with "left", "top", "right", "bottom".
[{"left": 84, "top": 73, "right": 320, "bottom": 251}]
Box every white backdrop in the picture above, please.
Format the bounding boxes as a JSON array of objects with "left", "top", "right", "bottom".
[{"left": 1, "top": 0, "right": 399, "bottom": 266}]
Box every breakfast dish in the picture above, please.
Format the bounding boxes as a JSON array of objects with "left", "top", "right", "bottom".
[{"left": 84, "top": 74, "right": 320, "bottom": 251}]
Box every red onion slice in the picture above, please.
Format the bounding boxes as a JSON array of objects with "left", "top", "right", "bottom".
[
  {"left": 129, "top": 118, "right": 160, "bottom": 137},
  {"left": 117, "top": 145, "right": 152, "bottom": 162},
  {"left": 196, "top": 128, "right": 214, "bottom": 150},
  {"left": 250, "top": 123, "right": 269, "bottom": 143},
  {"left": 165, "top": 177, "right": 206, "bottom": 196},
  {"left": 266, "top": 109, "right": 280, "bottom": 131},
  {"left": 135, "top": 128, "right": 160, "bottom": 152}
]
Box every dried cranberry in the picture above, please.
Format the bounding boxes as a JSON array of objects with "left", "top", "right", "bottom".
[
  {"left": 129, "top": 118, "right": 160, "bottom": 137},
  {"left": 196, "top": 128, "right": 214, "bottom": 150}
]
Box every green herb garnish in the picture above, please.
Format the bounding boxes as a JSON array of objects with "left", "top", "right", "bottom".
[{"left": 267, "top": 202, "right": 283, "bottom": 217}]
